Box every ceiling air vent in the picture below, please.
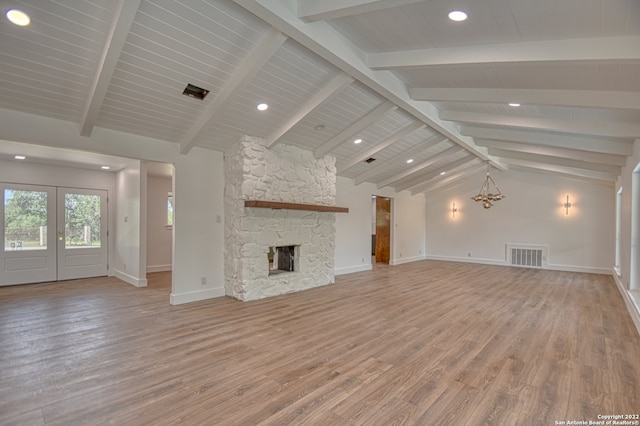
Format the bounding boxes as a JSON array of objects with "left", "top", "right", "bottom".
[
  {"left": 365, "top": 157, "right": 376, "bottom": 163},
  {"left": 182, "top": 83, "right": 209, "bottom": 100}
]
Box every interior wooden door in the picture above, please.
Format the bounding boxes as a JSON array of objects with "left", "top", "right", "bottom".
[{"left": 375, "top": 196, "right": 391, "bottom": 264}]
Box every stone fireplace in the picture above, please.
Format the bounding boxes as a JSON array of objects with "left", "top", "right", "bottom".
[{"left": 224, "top": 136, "right": 340, "bottom": 301}]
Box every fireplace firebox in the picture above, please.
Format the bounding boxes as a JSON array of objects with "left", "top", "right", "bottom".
[{"left": 268, "top": 245, "right": 298, "bottom": 275}]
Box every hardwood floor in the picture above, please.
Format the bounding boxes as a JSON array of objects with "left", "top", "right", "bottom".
[{"left": 1, "top": 261, "right": 639, "bottom": 425}]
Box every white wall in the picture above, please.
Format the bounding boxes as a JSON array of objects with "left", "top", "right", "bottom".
[
  {"left": 335, "top": 177, "right": 376, "bottom": 274},
  {"left": 425, "top": 167, "right": 615, "bottom": 273},
  {"left": 146, "top": 175, "right": 173, "bottom": 272},
  {"left": 171, "top": 148, "right": 225, "bottom": 304},
  {"left": 335, "top": 177, "right": 427, "bottom": 274},
  {"left": 614, "top": 139, "right": 640, "bottom": 333},
  {"left": 617, "top": 139, "right": 640, "bottom": 289},
  {"left": 391, "top": 189, "right": 427, "bottom": 265},
  {"left": 114, "top": 164, "right": 146, "bottom": 287}
]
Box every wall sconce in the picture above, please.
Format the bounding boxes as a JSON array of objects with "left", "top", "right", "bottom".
[
  {"left": 452, "top": 202, "right": 458, "bottom": 218},
  {"left": 564, "top": 195, "right": 572, "bottom": 216}
]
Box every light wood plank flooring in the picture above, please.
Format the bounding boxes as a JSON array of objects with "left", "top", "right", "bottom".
[{"left": 1, "top": 261, "right": 639, "bottom": 425}]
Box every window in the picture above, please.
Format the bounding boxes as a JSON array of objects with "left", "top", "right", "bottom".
[
  {"left": 4, "top": 189, "right": 48, "bottom": 251},
  {"left": 615, "top": 187, "right": 622, "bottom": 276},
  {"left": 167, "top": 192, "right": 174, "bottom": 227}
]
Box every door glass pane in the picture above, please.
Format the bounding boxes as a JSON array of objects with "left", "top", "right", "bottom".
[
  {"left": 65, "top": 193, "right": 101, "bottom": 249},
  {"left": 4, "top": 189, "right": 48, "bottom": 251}
]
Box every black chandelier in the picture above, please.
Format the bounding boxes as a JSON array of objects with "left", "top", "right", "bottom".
[{"left": 471, "top": 164, "right": 505, "bottom": 209}]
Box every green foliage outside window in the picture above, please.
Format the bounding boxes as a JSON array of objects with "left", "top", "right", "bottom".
[{"left": 167, "top": 192, "right": 174, "bottom": 226}]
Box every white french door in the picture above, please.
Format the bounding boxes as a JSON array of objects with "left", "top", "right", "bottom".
[
  {"left": 0, "top": 184, "right": 108, "bottom": 286},
  {"left": 1, "top": 184, "right": 56, "bottom": 285},
  {"left": 56, "top": 187, "right": 108, "bottom": 281}
]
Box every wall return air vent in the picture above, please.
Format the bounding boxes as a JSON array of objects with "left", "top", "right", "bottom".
[{"left": 506, "top": 244, "right": 548, "bottom": 268}]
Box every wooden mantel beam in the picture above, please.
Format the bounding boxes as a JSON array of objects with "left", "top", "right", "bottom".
[{"left": 245, "top": 200, "right": 348, "bottom": 213}]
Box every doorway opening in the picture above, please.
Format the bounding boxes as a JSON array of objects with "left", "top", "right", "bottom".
[
  {"left": 145, "top": 161, "right": 175, "bottom": 295},
  {"left": 371, "top": 195, "right": 392, "bottom": 264}
]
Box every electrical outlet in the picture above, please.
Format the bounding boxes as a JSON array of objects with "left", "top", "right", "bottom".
[
  {"left": 467, "top": 252, "right": 471, "bottom": 257},
  {"left": 201, "top": 276, "right": 207, "bottom": 285}
]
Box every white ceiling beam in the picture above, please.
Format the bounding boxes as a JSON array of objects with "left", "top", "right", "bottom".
[
  {"left": 314, "top": 101, "right": 397, "bottom": 158},
  {"left": 442, "top": 110, "right": 640, "bottom": 139},
  {"left": 410, "top": 88, "right": 640, "bottom": 111},
  {"left": 475, "top": 139, "right": 627, "bottom": 166},
  {"left": 297, "top": 0, "right": 425, "bottom": 22},
  {"left": 487, "top": 148, "right": 621, "bottom": 175},
  {"left": 232, "top": 0, "right": 505, "bottom": 170},
  {"left": 394, "top": 155, "right": 473, "bottom": 192},
  {"left": 266, "top": 73, "right": 353, "bottom": 147},
  {"left": 377, "top": 145, "right": 459, "bottom": 188},
  {"left": 338, "top": 121, "right": 424, "bottom": 172},
  {"left": 180, "top": 28, "right": 287, "bottom": 154},
  {"left": 353, "top": 134, "right": 447, "bottom": 184},
  {"left": 368, "top": 36, "right": 640, "bottom": 69},
  {"left": 418, "top": 161, "right": 486, "bottom": 195},
  {"left": 80, "top": 0, "right": 141, "bottom": 137},
  {"left": 501, "top": 158, "right": 618, "bottom": 182},
  {"left": 462, "top": 126, "right": 633, "bottom": 156}
]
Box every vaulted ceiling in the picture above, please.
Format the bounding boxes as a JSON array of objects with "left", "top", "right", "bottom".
[{"left": 1, "top": 0, "right": 638, "bottom": 192}]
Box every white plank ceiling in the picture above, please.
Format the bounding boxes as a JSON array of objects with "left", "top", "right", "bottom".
[{"left": 0, "top": 0, "right": 638, "bottom": 192}]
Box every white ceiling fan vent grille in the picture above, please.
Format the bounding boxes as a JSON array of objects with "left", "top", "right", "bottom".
[{"left": 506, "top": 244, "right": 548, "bottom": 268}]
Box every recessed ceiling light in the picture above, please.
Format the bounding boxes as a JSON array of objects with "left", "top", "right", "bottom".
[
  {"left": 354, "top": 138, "right": 362, "bottom": 144},
  {"left": 314, "top": 124, "right": 325, "bottom": 131},
  {"left": 448, "top": 10, "right": 467, "bottom": 22},
  {"left": 257, "top": 103, "right": 268, "bottom": 111},
  {"left": 14, "top": 154, "right": 26, "bottom": 160},
  {"left": 406, "top": 159, "right": 414, "bottom": 164},
  {"left": 101, "top": 166, "right": 111, "bottom": 170},
  {"left": 440, "top": 171, "right": 446, "bottom": 176},
  {"left": 509, "top": 102, "right": 521, "bottom": 107},
  {"left": 6, "top": 9, "right": 30, "bottom": 26}
]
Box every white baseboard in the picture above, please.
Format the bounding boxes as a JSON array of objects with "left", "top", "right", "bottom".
[
  {"left": 335, "top": 264, "right": 372, "bottom": 275},
  {"left": 147, "top": 264, "right": 172, "bottom": 273},
  {"left": 390, "top": 254, "right": 426, "bottom": 266},
  {"left": 612, "top": 269, "right": 640, "bottom": 337},
  {"left": 546, "top": 264, "right": 612, "bottom": 274},
  {"left": 114, "top": 269, "right": 148, "bottom": 288},
  {"left": 425, "top": 255, "right": 613, "bottom": 275},
  {"left": 170, "top": 287, "right": 225, "bottom": 305},
  {"left": 425, "top": 255, "right": 506, "bottom": 266}
]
